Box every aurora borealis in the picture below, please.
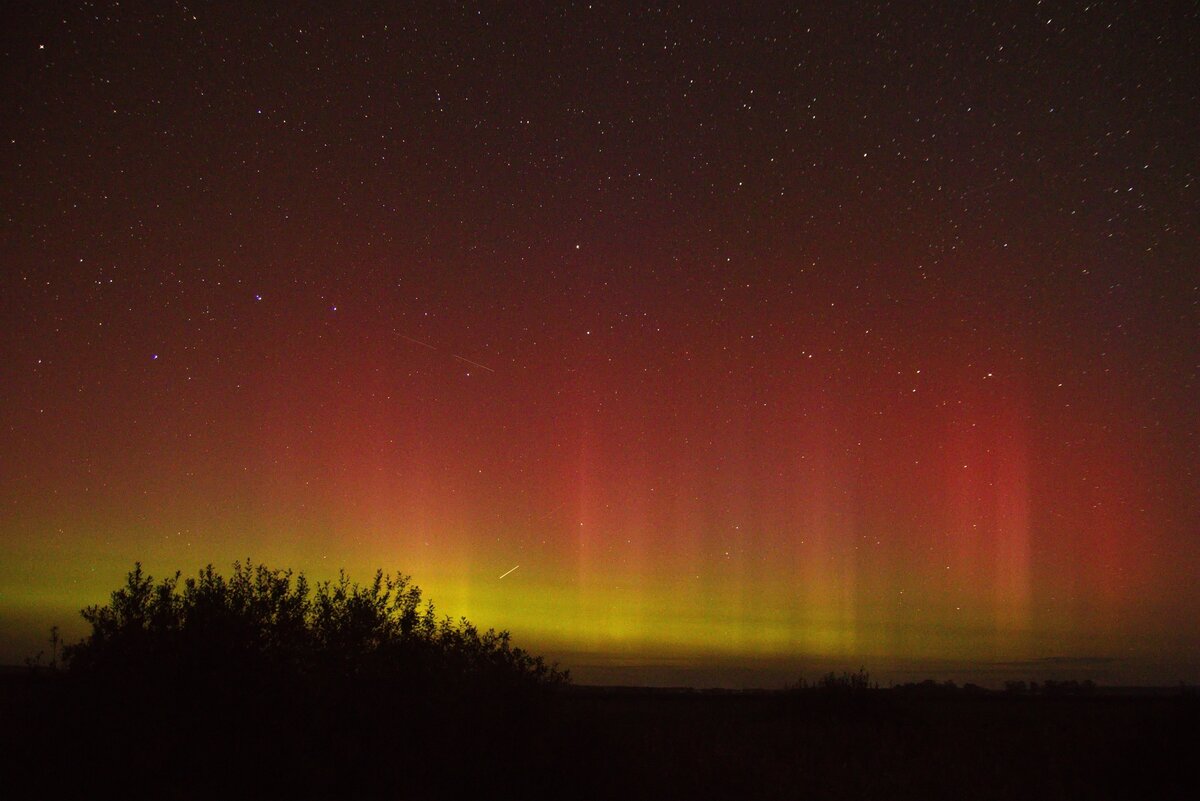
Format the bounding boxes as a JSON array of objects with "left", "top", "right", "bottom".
[{"left": 1, "top": 3, "right": 1196, "bottom": 686}]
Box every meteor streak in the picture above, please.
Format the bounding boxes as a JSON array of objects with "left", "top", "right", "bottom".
[
  {"left": 399, "top": 333, "right": 496, "bottom": 372},
  {"left": 452, "top": 354, "right": 496, "bottom": 373},
  {"left": 498, "top": 565, "right": 520, "bottom": 580},
  {"left": 398, "top": 333, "right": 436, "bottom": 350}
]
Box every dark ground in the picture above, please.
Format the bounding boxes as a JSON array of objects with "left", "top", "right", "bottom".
[{"left": 2, "top": 670, "right": 1196, "bottom": 800}]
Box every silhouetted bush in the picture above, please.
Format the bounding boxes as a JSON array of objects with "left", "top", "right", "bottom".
[
  {"left": 65, "top": 561, "right": 566, "bottom": 690},
  {"left": 816, "top": 667, "right": 877, "bottom": 692},
  {"left": 42, "top": 561, "right": 570, "bottom": 799}
]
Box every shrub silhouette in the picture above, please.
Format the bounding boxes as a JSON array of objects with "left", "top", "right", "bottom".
[
  {"left": 817, "top": 667, "right": 876, "bottom": 692},
  {"left": 66, "top": 560, "right": 566, "bottom": 690},
  {"left": 788, "top": 667, "right": 877, "bottom": 693},
  {"left": 52, "top": 561, "right": 569, "bottom": 798}
]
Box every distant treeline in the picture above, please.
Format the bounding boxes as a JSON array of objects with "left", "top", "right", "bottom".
[{"left": 786, "top": 670, "right": 1108, "bottom": 697}]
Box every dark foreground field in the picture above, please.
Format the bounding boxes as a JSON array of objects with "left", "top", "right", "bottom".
[{"left": 3, "top": 671, "right": 1196, "bottom": 801}]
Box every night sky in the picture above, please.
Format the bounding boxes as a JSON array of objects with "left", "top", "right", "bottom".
[{"left": 2, "top": 2, "right": 1196, "bottom": 686}]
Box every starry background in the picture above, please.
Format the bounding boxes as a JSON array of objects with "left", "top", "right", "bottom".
[{"left": 1, "top": 2, "right": 1196, "bottom": 686}]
